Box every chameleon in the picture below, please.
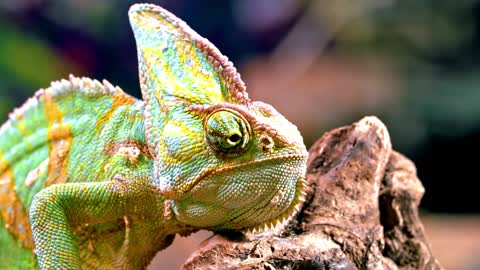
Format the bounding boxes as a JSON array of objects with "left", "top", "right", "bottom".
[{"left": 0, "top": 3, "right": 308, "bottom": 269}]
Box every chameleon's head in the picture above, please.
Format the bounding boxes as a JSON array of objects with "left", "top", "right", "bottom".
[{"left": 129, "top": 4, "right": 308, "bottom": 230}]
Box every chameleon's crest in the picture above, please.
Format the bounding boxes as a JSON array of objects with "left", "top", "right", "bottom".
[{"left": 129, "top": 4, "right": 249, "bottom": 151}]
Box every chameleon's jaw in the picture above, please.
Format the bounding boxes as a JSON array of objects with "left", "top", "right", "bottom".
[{"left": 169, "top": 153, "right": 308, "bottom": 230}]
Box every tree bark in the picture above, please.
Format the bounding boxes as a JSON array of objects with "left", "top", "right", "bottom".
[{"left": 181, "top": 117, "right": 443, "bottom": 270}]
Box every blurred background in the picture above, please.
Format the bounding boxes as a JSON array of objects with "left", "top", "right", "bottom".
[{"left": 0, "top": 0, "right": 478, "bottom": 269}]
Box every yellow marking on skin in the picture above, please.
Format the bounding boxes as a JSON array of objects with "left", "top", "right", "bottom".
[
  {"left": 144, "top": 45, "right": 222, "bottom": 105},
  {"left": 0, "top": 158, "right": 34, "bottom": 249},
  {"left": 162, "top": 121, "right": 203, "bottom": 165},
  {"left": 95, "top": 90, "right": 136, "bottom": 133},
  {"left": 48, "top": 124, "right": 71, "bottom": 140},
  {"left": 0, "top": 151, "right": 8, "bottom": 175},
  {"left": 0, "top": 152, "right": 6, "bottom": 184},
  {"left": 44, "top": 91, "right": 73, "bottom": 186},
  {"left": 103, "top": 163, "right": 111, "bottom": 172},
  {"left": 16, "top": 119, "right": 29, "bottom": 137},
  {"left": 178, "top": 45, "right": 222, "bottom": 100},
  {"left": 17, "top": 120, "right": 36, "bottom": 159}
]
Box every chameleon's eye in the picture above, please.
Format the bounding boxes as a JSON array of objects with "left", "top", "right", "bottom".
[{"left": 205, "top": 109, "right": 251, "bottom": 156}]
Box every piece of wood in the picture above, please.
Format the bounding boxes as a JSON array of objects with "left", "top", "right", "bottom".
[{"left": 181, "top": 116, "right": 443, "bottom": 270}]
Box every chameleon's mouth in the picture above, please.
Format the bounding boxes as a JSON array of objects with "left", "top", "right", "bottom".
[{"left": 185, "top": 153, "right": 308, "bottom": 194}]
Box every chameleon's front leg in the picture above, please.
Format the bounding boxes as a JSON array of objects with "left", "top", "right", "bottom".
[{"left": 30, "top": 181, "right": 128, "bottom": 269}]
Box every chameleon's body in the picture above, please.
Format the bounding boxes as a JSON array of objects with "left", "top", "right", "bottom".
[{"left": 0, "top": 4, "right": 308, "bottom": 269}]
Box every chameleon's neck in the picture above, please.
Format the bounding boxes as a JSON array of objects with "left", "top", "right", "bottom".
[{"left": 107, "top": 199, "right": 196, "bottom": 268}]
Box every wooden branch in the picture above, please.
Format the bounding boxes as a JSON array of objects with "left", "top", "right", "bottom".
[{"left": 181, "top": 117, "right": 443, "bottom": 270}]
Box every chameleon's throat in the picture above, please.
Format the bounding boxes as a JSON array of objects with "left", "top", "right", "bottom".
[{"left": 246, "top": 174, "right": 308, "bottom": 232}]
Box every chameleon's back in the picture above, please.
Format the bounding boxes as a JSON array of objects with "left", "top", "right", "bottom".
[{"left": 0, "top": 76, "right": 145, "bottom": 268}]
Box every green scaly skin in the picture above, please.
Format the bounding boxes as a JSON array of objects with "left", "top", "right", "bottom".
[{"left": 0, "top": 4, "right": 308, "bottom": 269}]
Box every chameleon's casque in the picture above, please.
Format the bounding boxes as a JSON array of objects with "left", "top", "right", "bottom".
[{"left": 0, "top": 3, "right": 308, "bottom": 269}]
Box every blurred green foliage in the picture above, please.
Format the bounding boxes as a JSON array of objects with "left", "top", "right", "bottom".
[{"left": 0, "top": 21, "right": 73, "bottom": 90}]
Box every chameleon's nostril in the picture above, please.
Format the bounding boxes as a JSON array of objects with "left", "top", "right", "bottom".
[{"left": 260, "top": 135, "right": 274, "bottom": 152}]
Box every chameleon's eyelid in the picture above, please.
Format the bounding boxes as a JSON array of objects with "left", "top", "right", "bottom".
[
  {"left": 191, "top": 103, "right": 284, "bottom": 139},
  {"left": 204, "top": 109, "right": 252, "bottom": 156}
]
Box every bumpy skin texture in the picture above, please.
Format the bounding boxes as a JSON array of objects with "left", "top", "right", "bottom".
[{"left": 0, "top": 4, "right": 308, "bottom": 269}]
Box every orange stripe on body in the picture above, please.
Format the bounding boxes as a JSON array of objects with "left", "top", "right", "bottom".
[
  {"left": 95, "top": 89, "right": 136, "bottom": 133},
  {"left": 0, "top": 153, "right": 34, "bottom": 249},
  {"left": 44, "top": 91, "right": 73, "bottom": 187}
]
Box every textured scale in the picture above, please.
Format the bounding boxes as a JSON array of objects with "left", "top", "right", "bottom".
[{"left": 0, "top": 4, "right": 308, "bottom": 269}]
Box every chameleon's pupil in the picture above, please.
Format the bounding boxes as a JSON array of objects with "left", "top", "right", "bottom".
[
  {"left": 205, "top": 110, "right": 251, "bottom": 156},
  {"left": 228, "top": 134, "right": 241, "bottom": 143}
]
